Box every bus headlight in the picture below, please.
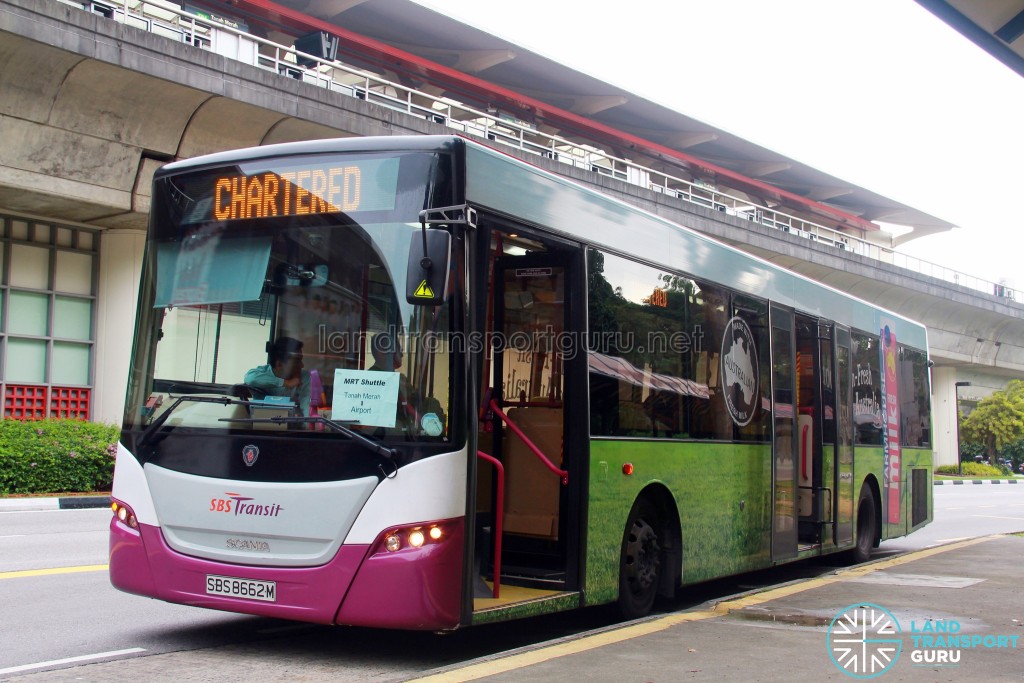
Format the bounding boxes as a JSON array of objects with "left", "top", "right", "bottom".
[
  {"left": 377, "top": 523, "right": 447, "bottom": 554},
  {"left": 111, "top": 500, "right": 139, "bottom": 529}
]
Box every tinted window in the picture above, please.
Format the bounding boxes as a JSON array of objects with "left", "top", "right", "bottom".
[
  {"left": 587, "top": 249, "right": 769, "bottom": 441},
  {"left": 899, "top": 345, "right": 931, "bottom": 448},
  {"left": 852, "top": 331, "right": 883, "bottom": 446}
]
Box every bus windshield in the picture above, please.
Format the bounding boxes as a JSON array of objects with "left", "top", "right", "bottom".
[{"left": 124, "top": 150, "right": 453, "bottom": 442}]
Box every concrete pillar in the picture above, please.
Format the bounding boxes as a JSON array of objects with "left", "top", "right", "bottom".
[
  {"left": 94, "top": 229, "right": 146, "bottom": 425},
  {"left": 931, "top": 366, "right": 958, "bottom": 468}
]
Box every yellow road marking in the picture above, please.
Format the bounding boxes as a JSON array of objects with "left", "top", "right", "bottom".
[
  {"left": 0, "top": 564, "right": 108, "bottom": 580},
  {"left": 409, "top": 536, "right": 997, "bottom": 683}
]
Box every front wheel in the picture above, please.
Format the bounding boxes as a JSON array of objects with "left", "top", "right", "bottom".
[{"left": 618, "top": 497, "right": 661, "bottom": 620}]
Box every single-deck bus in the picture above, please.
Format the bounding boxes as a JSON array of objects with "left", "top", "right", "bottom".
[{"left": 110, "top": 135, "right": 933, "bottom": 629}]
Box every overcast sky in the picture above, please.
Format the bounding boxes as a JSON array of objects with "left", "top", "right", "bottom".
[{"left": 414, "top": 0, "right": 1024, "bottom": 288}]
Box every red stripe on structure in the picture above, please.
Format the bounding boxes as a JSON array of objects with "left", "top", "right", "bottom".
[{"left": 192, "top": 0, "right": 877, "bottom": 231}]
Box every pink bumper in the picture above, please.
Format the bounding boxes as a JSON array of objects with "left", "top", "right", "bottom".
[{"left": 109, "top": 516, "right": 464, "bottom": 630}]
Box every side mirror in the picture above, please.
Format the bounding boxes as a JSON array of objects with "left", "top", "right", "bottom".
[{"left": 406, "top": 230, "right": 450, "bottom": 305}]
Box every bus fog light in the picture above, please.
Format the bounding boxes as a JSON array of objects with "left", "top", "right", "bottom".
[
  {"left": 384, "top": 534, "right": 402, "bottom": 552},
  {"left": 408, "top": 530, "right": 425, "bottom": 548},
  {"left": 429, "top": 526, "right": 442, "bottom": 541}
]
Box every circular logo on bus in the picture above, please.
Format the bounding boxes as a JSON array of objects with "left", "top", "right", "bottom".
[
  {"left": 242, "top": 444, "right": 259, "bottom": 467},
  {"left": 827, "top": 603, "right": 902, "bottom": 678},
  {"left": 720, "top": 316, "right": 759, "bottom": 426}
]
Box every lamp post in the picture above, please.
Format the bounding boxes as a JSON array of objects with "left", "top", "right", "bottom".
[{"left": 955, "top": 381, "right": 971, "bottom": 476}]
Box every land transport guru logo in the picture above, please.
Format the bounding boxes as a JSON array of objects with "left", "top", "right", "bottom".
[
  {"left": 827, "top": 602, "right": 1020, "bottom": 677},
  {"left": 828, "top": 603, "right": 902, "bottom": 678}
]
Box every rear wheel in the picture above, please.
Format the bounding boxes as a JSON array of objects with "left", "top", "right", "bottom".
[
  {"left": 851, "top": 487, "right": 877, "bottom": 564},
  {"left": 618, "top": 497, "right": 661, "bottom": 620}
]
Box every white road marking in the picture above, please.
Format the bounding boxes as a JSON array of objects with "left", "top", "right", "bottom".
[{"left": 0, "top": 648, "right": 146, "bottom": 675}]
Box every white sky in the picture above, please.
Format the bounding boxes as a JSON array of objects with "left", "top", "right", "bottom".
[{"left": 414, "top": 0, "right": 1024, "bottom": 287}]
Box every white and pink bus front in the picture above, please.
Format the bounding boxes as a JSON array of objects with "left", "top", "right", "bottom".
[{"left": 110, "top": 137, "right": 470, "bottom": 630}]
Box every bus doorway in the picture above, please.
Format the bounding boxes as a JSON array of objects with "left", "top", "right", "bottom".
[
  {"left": 472, "top": 232, "right": 585, "bottom": 616},
  {"left": 794, "top": 314, "right": 837, "bottom": 548}
]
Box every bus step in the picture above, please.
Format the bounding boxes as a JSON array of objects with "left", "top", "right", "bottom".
[{"left": 498, "top": 568, "right": 566, "bottom": 588}]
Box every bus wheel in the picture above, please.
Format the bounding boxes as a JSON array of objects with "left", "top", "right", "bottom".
[
  {"left": 851, "top": 487, "right": 877, "bottom": 564},
  {"left": 618, "top": 497, "right": 661, "bottom": 620}
]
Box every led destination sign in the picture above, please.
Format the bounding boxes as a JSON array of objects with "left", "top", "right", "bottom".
[{"left": 211, "top": 156, "right": 399, "bottom": 221}]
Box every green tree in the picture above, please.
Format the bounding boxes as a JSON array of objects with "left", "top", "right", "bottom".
[{"left": 961, "top": 380, "right": 1024, "bottom": 458}]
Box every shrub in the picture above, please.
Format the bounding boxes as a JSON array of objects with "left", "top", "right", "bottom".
[
  {"left": 0, "top": 419, "right": 119, "bottom": 495},
  {"left": 935, "top": 462, "right": 1008, "bottom": 478}
]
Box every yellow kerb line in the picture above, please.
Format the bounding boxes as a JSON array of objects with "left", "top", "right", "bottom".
[
  {"left": 408, "top": 535, "right": 998, "bottom": 683},
  {"left": 0, "top": 564, "right": 108, "bottom": 580}
]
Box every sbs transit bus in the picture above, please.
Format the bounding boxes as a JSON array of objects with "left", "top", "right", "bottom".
[{"left": 110, "top": 135, "right": 933, "bottom": 629}]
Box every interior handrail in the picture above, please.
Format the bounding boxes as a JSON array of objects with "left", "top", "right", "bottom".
[
  {"left": 489, "top": 399, "right": 568, "bottom": 485},
  {"left": 476, "top": 451, "right": 503, "bottom": 599}
]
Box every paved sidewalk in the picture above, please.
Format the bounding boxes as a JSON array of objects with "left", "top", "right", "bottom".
[{"left": 412, "top": 535, "right": 1024, "bottom": 682}]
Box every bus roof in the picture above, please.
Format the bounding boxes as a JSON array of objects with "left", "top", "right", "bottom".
[
  {"left": 460, "top": 138, "right": 928, "bottom": 350},
  {"left": 156, "top": 134, "right": 927, "bottom": 349}
]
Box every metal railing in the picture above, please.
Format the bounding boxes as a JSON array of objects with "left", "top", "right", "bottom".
[{"left": 60, "top": 0, "right": 1019, "bottom": 303}]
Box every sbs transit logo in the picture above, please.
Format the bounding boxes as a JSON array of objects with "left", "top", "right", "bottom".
[
  {"left": 827, "top": 603, "right": 902, "bottom": 678},
  {"left": 208, "top": 493, "right": 284, "bottom": 517}
]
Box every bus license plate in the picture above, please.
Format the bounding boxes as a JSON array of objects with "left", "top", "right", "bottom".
[{"left": 205, "top": 575, "right": 276, "bottom": 602}]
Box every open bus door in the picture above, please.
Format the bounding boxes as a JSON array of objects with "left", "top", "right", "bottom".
[
  {"left": 471, "top": 233, "right": 585, "bottom": 619},
  {"left": 794, "top": 314, "right": 838, "bottom": 550}
]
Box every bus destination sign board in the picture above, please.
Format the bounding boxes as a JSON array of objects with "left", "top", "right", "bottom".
[{"left": 211, "top": 157, "right": 399, "bottom": 221}]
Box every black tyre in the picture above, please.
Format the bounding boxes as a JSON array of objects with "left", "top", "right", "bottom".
[
  {"left": 618, "top": 497, "right": 661, "bottom": 620},
  {"left": 851, "top": 487, "right": 877, "bottom": 564}
]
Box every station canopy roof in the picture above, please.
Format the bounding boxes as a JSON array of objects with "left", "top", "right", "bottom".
[
  {"left": 916, "top": 0, "right": 1024, "bottom": 80},
  {"left": 254, "top": 0, "right": 957, "bottom": 239}
]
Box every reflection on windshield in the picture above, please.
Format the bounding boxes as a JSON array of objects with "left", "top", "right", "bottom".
[{"left": 127, "top": 220, "right": 451, "bottom": 443}]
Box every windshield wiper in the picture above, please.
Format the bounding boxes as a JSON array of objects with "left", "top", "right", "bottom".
[
  {"left": 139, "top": 394, "right": 250, "bottom": 446},
  {"left": 220, "top": 415, "right": 398, "bottom": 463}
]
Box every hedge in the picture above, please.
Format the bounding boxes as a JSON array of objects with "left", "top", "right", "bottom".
[
  {"left": 935, "top": 462, "right": 1009, "bottom": 478},
  {"left": 0, "top": 419, "right": 119, "bottom": 495}
]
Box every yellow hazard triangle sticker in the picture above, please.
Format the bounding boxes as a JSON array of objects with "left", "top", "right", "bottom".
[{"left": 413, "top": 280, "right": 435, "bottom": 298}]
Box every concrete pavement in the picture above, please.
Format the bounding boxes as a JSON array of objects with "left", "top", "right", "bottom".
[{"left": 412, "top": 534, "right": 1024, "bottom": 682}]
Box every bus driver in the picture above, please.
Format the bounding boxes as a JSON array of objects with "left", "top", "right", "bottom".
[{"left": 244, "top": 336, "right": 312, "bottom": 416}]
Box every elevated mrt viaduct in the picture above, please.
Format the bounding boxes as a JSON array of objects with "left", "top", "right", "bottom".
[{"left": 1, "top": 0, "right": 1021, "bottom": 467}]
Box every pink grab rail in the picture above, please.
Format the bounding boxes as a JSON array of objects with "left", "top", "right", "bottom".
[{"left": 488, "top": 399, "right": 569, "bottom": 485}]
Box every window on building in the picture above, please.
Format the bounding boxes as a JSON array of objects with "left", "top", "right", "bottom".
[{"left": 1, "top": 215, "right": 98, "bottom": 420}]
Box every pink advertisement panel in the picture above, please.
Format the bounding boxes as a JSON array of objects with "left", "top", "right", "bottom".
[{"left": 880, "top": 321, "right": 901, "bottom": 524}]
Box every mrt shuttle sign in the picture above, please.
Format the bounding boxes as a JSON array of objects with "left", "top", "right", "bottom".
[{"left": 332, "top": 369, "right": 400, "bottom": 428}]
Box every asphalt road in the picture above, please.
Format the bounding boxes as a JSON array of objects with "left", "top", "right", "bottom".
[{"left": 1, "top": 484, "right": 1021, "bottom": 680}]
